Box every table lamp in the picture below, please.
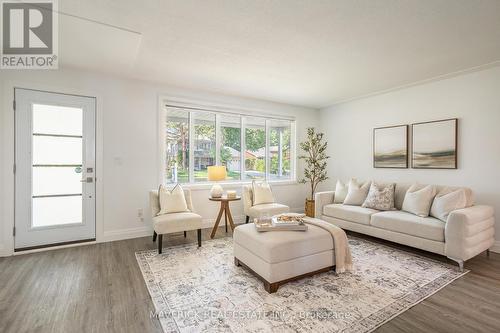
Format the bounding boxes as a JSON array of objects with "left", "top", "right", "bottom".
[{"left": 207, "top": 166, "right": 226, "bottom": 198}]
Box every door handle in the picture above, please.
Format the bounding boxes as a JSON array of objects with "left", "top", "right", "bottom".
[{"left": 80, "top": 177, "right": 93, "bottom": 183}]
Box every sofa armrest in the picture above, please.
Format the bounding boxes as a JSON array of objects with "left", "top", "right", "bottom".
[
  {"left": 314, "top": 191, "right": 335, "bottom": 218},
  {"left": 445, "top": 205, "right": 495, "bottom": 261}
]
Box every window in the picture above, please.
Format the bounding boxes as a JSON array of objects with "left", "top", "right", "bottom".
[
  {"left": 220, "top": 114, "right": 241, "bottom": 180},
  {"left": 165, "top": 109, "right": 189, "bottom": 183},
  {"left": 164, "top": 104, "right": 294, "bottom": 184},
  {"left": 193, "top": 112, "right": 215, "bottom": 182},
  {"left": 269, "top": 120, "right": 291, "bottom": 180},
  {"left": 244, "top": 117, "right": 266, "bottom": 180}
]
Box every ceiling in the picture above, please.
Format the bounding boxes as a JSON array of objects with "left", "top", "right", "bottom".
[{"left": 57, "top": 0, "right": 500, "bottom": 108}]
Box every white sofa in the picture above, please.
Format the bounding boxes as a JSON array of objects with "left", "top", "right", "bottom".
[{"left": 315, "top": 182, "right": 495, "bottom": 270}]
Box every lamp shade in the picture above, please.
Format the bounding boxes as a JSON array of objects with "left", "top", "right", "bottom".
[{"left": 207, "top": 166, "right": 226, "bottom": 181}]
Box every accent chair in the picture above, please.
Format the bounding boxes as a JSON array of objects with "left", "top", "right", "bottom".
[{"left": 149, "top": 188, "right": 203, "bottom": 254}]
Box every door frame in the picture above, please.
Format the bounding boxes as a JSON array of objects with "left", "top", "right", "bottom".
[
  {"left": 1, "top": 80, "right": 104, "bottom": 256},
  {"left": 14, "top": 88, "right": 97, "bottom": 250}
]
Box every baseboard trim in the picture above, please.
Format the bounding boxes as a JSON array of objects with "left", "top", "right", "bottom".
[
  {"left": 102, "top": 226, "right": 153, "bottom": 242},
  {"left": 291, "top": 206, "right": 305, "bottom": 213},
  {"left": 0, "top": 244, "right": 9, "bottom": 257},
  {"left": 1, "top": 207, "right": 309, "bottom": 256},
  {"left": 490, "top": 241, "right": 500, "bottom": 254}
]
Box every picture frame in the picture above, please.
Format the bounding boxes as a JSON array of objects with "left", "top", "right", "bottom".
[
  {"left": 373, "top": 125, "right": 408, "bottom": 168},
  {"left": 411, "top": 118, "right": 458, "bottom": 169}
]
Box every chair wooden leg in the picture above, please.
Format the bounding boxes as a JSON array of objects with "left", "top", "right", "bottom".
[
  {"left": 184, "top": 231, "right": 187, "bottom": 238},
  {"left": 197, "top": 229, "right": 202, "bottom": 247},
  {"left": 158, "top": 234, "right": 163, "bottom": 254},
  {"left": 245, "top": 216, "right": 249, "bottom": 224},
  {"left": 225, "top": 206, "right": 228, "bottom": 232},
  {"left": 152, "top": 231, "right": 157, "bottom": 242}
]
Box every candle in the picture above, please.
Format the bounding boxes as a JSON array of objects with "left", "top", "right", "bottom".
[{"left": 226, "top": 190, "right": 237, "bottom": 199}]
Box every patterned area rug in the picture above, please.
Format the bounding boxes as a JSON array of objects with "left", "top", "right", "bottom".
[{"left": 136, "top": 237, "right": 467, "bottom": 333}]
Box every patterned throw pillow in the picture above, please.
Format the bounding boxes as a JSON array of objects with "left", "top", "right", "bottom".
[{"left": 362, "top": 182, "right": 396, "bottom": 211}]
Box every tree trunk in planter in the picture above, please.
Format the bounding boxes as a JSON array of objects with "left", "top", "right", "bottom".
[{"left": 305, "top": 199, "right": 315, "bottom": 218}]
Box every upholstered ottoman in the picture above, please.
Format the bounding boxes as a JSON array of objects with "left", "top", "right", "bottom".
[{"left": 233, "top": 223, "right": 335, "bottom": 293}]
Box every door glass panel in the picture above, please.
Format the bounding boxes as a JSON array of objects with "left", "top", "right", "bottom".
[
  {"left": 33, "top": 104, "right": 83, "bottom": 136},
  {"left": 32, "top": 167, "right": 83, "bottom": 196},
  {"left": 32, "top": 196, "right": 82, "bottom": 227},
  {"left": 31, "top": 102, "right": 84, "bottom": 228},
  {"left": 32, "top": 136, "right": 82, "bottom": 165}
]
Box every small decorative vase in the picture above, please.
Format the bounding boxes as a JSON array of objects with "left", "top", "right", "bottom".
[
  {"left": 210, "top": 183, "right": 223, "bottom": 198},
  {"left": 305, "top": 199, "right": 315, "bottom": 218}
]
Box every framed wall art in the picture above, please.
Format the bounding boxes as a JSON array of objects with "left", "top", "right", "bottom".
[
  {"left": 412, "top": 118, "right": 458, "bottom": 169},
  {"left": 373, "top": 125, "right": 408, "bottom": 168}
]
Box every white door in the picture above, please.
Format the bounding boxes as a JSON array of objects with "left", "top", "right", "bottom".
[{"left": 14, "top": 88, "right": 96, "bottom": 250}]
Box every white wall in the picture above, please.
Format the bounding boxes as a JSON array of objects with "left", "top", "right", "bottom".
[
  {"left": 0, "top": 68, "right": 318, "bottom": 256},
  {"left": 319, "top": 66, "right": 500, "bottom": 249}
]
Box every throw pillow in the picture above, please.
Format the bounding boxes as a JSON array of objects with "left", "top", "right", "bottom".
[
  {"left": 252, "top": 181, "right": 275, "bottom": 205},
  {"left": 343, "top": 179, "right": 371, "bottom": 206},
  {"left": 402, "top": 184, "right": 437, "bottom": 217},
  {"left": 430, "top": 187, "right": 467, "bottom": 222},
  {"left": 158, "top": 184, "right": 189, "bottom": 215},
  {"left": 362, "top": 182, "right": 396, "bottom": 211},
  {"left": 333, "top": 180, "right": 349, "bottom": 204}
]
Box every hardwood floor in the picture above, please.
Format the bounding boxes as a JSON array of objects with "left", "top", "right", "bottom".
[{"left": 0, "top": 227, "right": 498, "bottom": 333}]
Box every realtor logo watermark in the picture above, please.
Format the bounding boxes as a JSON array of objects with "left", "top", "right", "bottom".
[{"left": 1, "top": 0, "right": 58, "bottom": 69}]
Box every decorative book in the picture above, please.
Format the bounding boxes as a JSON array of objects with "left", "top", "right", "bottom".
[{"left": 255, "top": 214, "right": 308, "bottom": 232}]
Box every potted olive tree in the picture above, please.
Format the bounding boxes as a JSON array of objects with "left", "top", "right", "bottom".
[{"left": 299, "top": 128, "right": 330, "bottom": 217}]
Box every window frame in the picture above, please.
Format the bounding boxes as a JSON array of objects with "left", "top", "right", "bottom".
[{"left": 159, "top": 96, "right": 297, "bottom": 188}]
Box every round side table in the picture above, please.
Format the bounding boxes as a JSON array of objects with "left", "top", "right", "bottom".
[{"left": 209, "top": 196, "right": 241, "bottom": 238}]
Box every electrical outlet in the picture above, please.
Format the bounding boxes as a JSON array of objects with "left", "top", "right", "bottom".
[{"left": 138, "top": 208, "right": 144, "bottom": 222}]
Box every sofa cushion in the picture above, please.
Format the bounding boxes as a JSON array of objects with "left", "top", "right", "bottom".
[
  {"left": 402, "top": 184, "right": 437, "bottom": 217},
  {"left": 371, "top": 210, "right": 445, "bottom": 242},
  {"left": 233, "top": 223, "right": 333, "bottom": 263},
  {"left": 430, "top": 187, "right": 467, "bottom": 222},
  {"left": 343, "top": 179, "right": 371, "bottom": 205},
  {"left": 333, "top": 180, "right": 349, "bottom": 203},
  {"left": 153, "top": 212, "right": 202, "bottom": 234},
  {"left": 247, "top": 203, "right": 289, "bottom": 218},
  {"left": 323, "top": 204, "right": 379, "bottom": 225},
  {"left": 393, "top": 182, "right": 475, "bottom": 210}
]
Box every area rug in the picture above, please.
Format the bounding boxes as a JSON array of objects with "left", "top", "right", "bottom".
[{"left": 136, "top": 237, "right": 467, "bottom": 333}]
